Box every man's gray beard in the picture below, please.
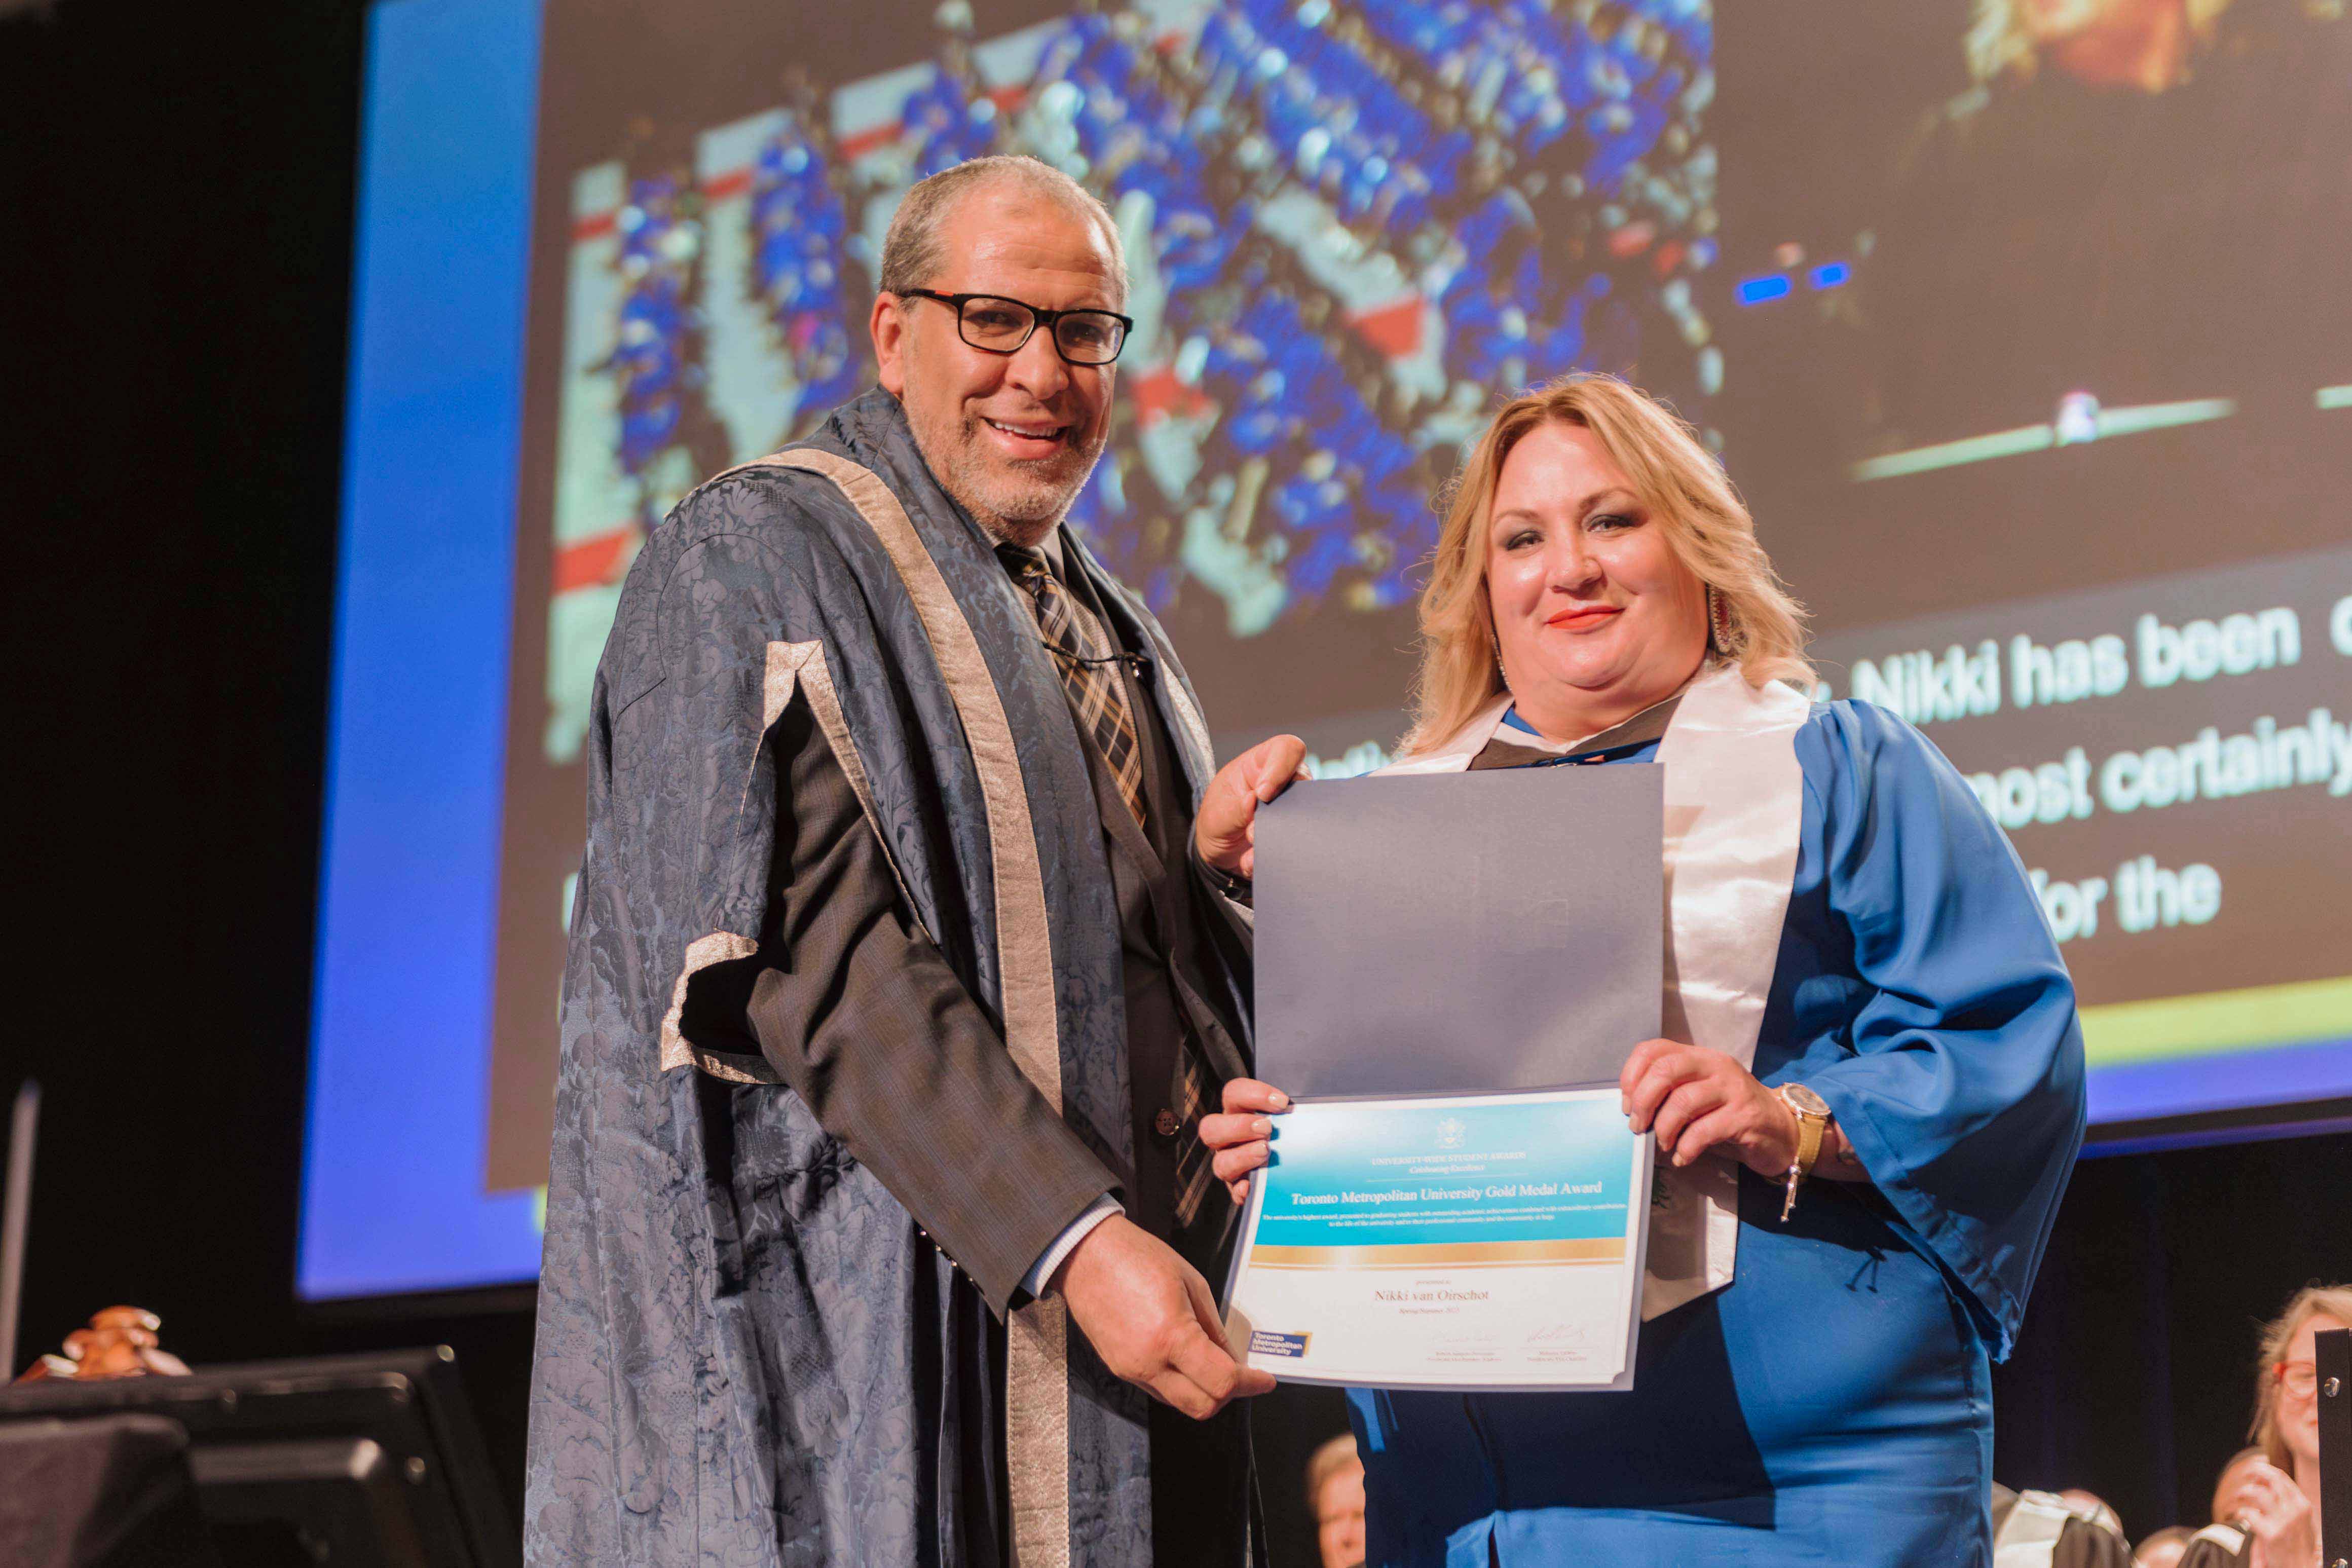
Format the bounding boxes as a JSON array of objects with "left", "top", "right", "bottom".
[{"left": 937, "top": 427, "right": 1107, "bottom": 546}]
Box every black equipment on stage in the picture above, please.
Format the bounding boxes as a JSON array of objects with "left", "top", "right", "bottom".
[
  {"left": 0, "top": 1347, "right": 517, "bottom": 1568},
  {"left": 2320, "top": 1325, "right": 2348, "bottom": 1566},
  {"left": 0, "top": 1413, "right": 221, "bottom": 1568}
]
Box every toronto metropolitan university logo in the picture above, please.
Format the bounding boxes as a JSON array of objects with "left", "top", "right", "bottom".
[{"left": 1435, "top": 1116, "right": 1468, "bottom": 1150}]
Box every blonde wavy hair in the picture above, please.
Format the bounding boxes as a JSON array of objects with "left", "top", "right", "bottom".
[
  {"left": 1402, "top": 374, "right": 1813, "bottom": 756},
  {"left": 2249, "top": 1282, "right": 2352, "bottom": 1471}
]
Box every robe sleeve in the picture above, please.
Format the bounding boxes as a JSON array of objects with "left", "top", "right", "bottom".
[
  {"left": 733, "top": 697, "right": 1123, "bottom": 1315},
  {"left": 1795, "top": 700, "right": 2086, "bottom": 1360}
]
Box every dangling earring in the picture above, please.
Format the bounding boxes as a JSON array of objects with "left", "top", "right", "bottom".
[
  {"left": 1707, "top": 586, "right": 1736, "bottom": 658},
  {"left": 1487, "top": 621, "right": 1505, "bottom": 678}
]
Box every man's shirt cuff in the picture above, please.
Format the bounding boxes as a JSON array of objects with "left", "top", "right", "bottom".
[{"left": 1020, "top": 1194, "right": 1123, "bottom": 1299}]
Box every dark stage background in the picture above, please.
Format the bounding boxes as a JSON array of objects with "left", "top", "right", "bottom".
[{"left": 3, "top": 1, "right": 2345, "bottom": 1559}]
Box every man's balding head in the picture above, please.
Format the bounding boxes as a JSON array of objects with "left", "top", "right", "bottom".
[{"left": 879, "top": 155, "right": 1128, "bottom": 307}]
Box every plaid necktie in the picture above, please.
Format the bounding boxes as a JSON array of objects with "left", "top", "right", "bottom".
[
  {"left": 999, "top": 544, "right": 1218, "bottom": 1224},
  {"left": 999, "top": 545, "right": 1148, "bottom": 833}
]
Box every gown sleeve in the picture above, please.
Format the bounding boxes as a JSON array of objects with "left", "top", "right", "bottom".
[{"left": 1795, "top": 700, "right": 2087, "bottom": 1360}]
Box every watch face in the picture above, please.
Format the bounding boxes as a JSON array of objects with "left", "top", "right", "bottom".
[{"left": 1782, "top": 1084, "right": 1831, "bottom": 1118}]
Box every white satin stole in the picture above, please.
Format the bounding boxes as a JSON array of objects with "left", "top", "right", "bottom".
[{"left": 1376, "top": 661, "right": 1812, "bottom": 1319}]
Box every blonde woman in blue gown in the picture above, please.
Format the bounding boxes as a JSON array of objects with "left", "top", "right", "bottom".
[{"left": 1194, "top": 374, "right": 2085, "bottom": 1566}]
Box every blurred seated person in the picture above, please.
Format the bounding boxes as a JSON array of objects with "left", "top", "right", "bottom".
[
  {"left": 2175, "top": 1449, "right": 2265, "bottom": 1568},
  {"left": 2209, "top": 1447, "right": 2266, "bottom": 1527},
  {"left": 2062, "top": 1488, "right": 2128, "bottom": 1538},
  {"left": 1992, "top": 1484, "right": 2132, "bottom": 1566},
  {"left": 1306, "top": 1433, "right": 1367, "bottom": 1568},
  {"left": 2134, "top": 1525, "right": 2193, "bottom": 1568},
  {"left": 2200, "top": 1284, "right": 2350, "bottom": 1568},
  {"left": 2172, "top": 1522, "right": 2254, "bottom": 1568}
]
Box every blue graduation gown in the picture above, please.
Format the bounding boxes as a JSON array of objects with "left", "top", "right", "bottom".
[{"left": 1347, "top": 699, "right": 2085, "bottom": 1566}]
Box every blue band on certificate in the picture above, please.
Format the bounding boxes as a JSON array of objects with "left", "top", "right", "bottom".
[{"left": 1224, "top": 1088, "right": 1652, "bottom": 1391}]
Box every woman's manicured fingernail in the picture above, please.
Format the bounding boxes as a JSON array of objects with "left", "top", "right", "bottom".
[
  {"left": 1253, "top": 1118, "right": 1271, "bottom": 1136},
  {"left": 1271, "top": 1092, "right": 1289, "bottom": 1109}
]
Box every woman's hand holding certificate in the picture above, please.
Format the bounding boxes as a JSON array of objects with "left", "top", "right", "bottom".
[
  {"left": 1620, "top": 1040, "right": 1799, "bottom": 1174},
  {"left": 1198, "top": 1078, "right": 1288, "bottom": 1208}
]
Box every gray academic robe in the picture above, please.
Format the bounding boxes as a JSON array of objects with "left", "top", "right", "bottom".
[{"left": 525, "top": 389, "right": 1250, "bottom": 1566}]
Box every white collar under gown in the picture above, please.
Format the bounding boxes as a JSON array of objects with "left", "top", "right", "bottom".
[{"left": 1345, "top": 692, "right": 2085, "bottom": 1568}]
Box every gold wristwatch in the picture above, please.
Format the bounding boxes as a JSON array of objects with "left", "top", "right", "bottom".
[{"left": 1775, "top": 1084, "right": 1831, "bottom": 1221}]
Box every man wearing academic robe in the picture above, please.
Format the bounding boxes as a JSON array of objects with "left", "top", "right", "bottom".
[{"left": 525, "top": 156, "right": 1282, "bottom": 1567}]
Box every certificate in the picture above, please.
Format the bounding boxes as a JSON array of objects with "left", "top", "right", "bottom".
[{"left": 1223, "top": 1088, "right": 1652, "bottom": 1391}]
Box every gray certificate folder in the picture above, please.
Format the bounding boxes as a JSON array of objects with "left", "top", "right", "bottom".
[{"left": 1253, "top": 765, "right": 1663, "bottom": 1098}]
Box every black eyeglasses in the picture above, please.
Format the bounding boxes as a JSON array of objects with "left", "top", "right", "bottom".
[{"left": 899, "top": 288, "right": 1133, "bottom": 365}]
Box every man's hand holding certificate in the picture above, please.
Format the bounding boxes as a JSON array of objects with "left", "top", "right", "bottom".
[{"left": 1210, "top": 766, "right": 1667, "bottom": 1392}]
